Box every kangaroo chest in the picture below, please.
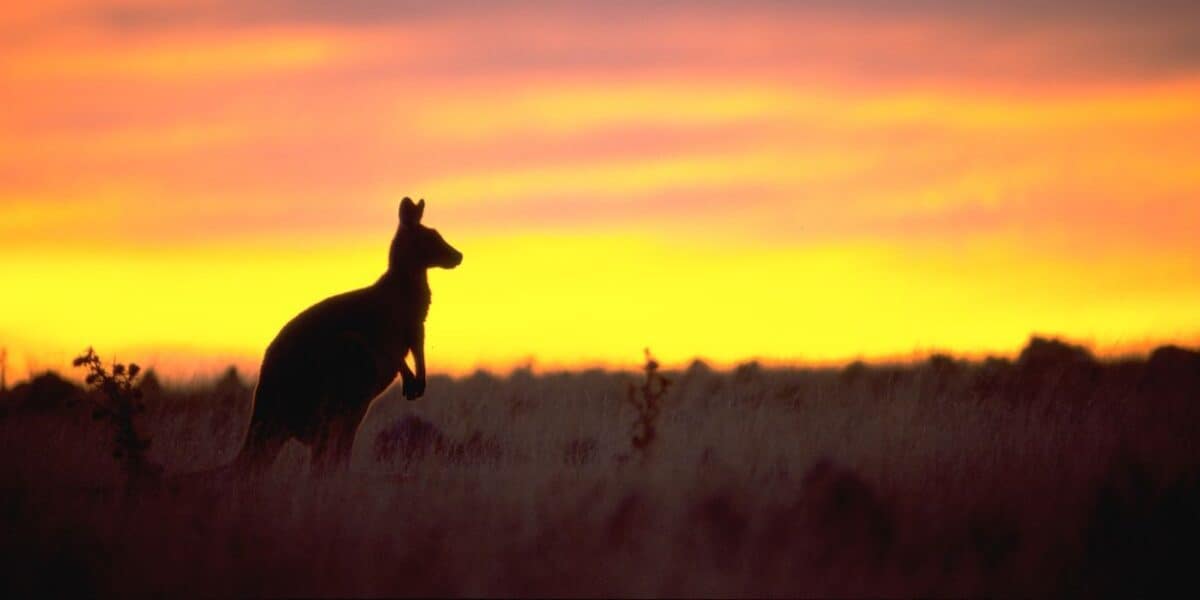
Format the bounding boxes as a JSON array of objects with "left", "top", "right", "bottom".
[{"left": 367, "top": 286, "right": 430, "bottom": 359}]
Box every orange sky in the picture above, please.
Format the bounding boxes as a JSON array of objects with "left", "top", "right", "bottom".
[{"left": 2, "top": 1, "right": 1199, "bottom": 380}]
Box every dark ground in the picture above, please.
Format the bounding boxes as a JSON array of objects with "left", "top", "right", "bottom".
[{"left": 2, "top": 337, "right": 1199, "bottom": 597}]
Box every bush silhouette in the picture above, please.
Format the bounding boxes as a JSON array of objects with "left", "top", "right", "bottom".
[
  {"left": 72, "top": 347, "right": 162, "bottom": 490},
  {"left": 375, "top": 414, "right": 445, "bottom": 463},
  {"left": 625, "top": 348, "right": 671, "bottom": 460},
  {"left": 3, "top": 372, "right": 83, "bottom": 414}
]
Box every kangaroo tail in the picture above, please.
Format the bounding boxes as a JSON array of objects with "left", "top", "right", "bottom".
[
  {"left": 231, "top": 419, "right": 288, "bottom": 475},
  {"left": 161, "top": 431, "right": 280, "bottom": 491}
]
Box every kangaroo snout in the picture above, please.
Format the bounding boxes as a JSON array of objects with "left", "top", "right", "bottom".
[{"left": 443, "top": 249, "right": 463, "bottom": 269}]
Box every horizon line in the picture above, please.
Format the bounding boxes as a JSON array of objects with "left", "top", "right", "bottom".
[{"left": 4, "top": 332, "right": 1198, "bottom": 388}]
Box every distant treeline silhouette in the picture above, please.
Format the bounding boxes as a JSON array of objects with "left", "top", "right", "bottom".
[{"left": 5, "top": 337, "right": 1197, "bottom": 419}]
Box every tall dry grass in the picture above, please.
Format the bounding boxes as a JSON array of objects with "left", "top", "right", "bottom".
[{"left": 1, "top": 338, "right": 1198, "bottom": 596}]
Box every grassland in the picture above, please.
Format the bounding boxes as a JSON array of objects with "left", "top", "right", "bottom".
[{"left": 2, "top": 338, "right": 1199, "bottom": 597}]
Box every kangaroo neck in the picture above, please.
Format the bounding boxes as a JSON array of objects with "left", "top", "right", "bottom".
[
  {"left": 375, "top": 267, "right": 431, "bottom": 323},
  {"left": 376, "top": 267, "right": 429, "bottom": 293}
]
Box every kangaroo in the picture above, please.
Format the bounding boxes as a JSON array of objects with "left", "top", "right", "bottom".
[{"left": 235, "top": 197, "right": 462, "bottom": 471}]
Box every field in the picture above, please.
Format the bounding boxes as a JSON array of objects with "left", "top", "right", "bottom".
[{"left": 2, "top": 338, "right": 1199, "bottom": 597}]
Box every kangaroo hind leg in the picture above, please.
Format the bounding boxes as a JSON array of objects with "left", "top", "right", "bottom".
[
  {"left": 312, "top": 410, "right": 365, "bottom": 472},
  {"left": 311, "top": 335, "right": 382, "bottom": 472}
]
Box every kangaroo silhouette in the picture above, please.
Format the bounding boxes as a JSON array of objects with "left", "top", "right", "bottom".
[{"left": 235, "top": 197, "right": 462, "bottom": 471}]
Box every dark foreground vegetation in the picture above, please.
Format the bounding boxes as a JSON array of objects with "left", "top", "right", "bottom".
[{"left": 2, "top": 337, "right": 1199, "bottom": 596}]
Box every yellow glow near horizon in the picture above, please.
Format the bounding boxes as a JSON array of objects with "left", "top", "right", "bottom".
[
  {"left": 3, "top": 233, "right": 1198, "bottom": 380},
  {"left": 2, "top": 3, "right": 1199, "bottom": 381}
]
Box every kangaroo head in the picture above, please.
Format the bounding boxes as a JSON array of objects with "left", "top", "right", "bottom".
[{"left": 389, "top": 197, "right": 463, "bottom": 271}]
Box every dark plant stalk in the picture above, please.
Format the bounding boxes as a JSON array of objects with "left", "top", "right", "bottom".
[
  {"left": 626, "top": 348, "right": 671, "bottom": 462},
  {"left": 73, "top": 347, "right": 162, "bottom": 491}
]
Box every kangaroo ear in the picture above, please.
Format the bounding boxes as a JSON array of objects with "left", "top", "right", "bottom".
[
  {"left": 399, "top": 197, "right": 419, "bottom": 226},
  {"left": 416, "top": 199, "right": 425, "bottom": 222}
]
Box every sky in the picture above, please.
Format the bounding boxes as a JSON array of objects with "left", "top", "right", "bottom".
[{"left": 2, "top": 1, "right": 1199, "bottom": 380}]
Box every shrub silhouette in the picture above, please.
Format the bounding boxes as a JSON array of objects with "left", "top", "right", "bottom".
[
  {"left": 236, "top": 197, "right": 462, "bottom": 471},
  {"left": 441, "top": 431, "right": 503, "bottom": 466},
  {"left": 1017, "top": 337, "right": 1095, "bottom": 372},
  {"left": 625, "top": 348, "right": 670, "bottom": 460},
  {"left": 1143, "top": 346, "right": 1200, "bottom": 401},
  {"left": 72, "top": 348, "right": 162, "bottom": 489},
  {"left": 375, "top": 414, "right": 445, "bottom": 463},
  {"left": 3, "top": 371, "right": 83, "bottom": 414},
  {"left": 1008, "top": 337, "right": 1101, "bottom": 410},
  {"left": 374, "top": 415, "right": 502, "bottom": 466},
  {"left": 971, "top": 356, "right": 1013, "bottom": 398}
]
